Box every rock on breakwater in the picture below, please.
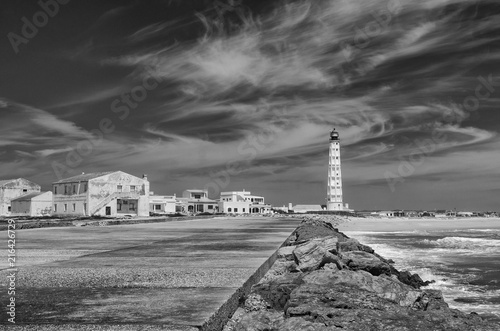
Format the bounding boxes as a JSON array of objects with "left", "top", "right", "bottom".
[{"left": 225, "top": 216, "right": 499, "bottom": 331}]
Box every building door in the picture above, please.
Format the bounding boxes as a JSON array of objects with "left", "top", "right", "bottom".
[{"left": 105, "top": 206, "right": 111, "bottom": 216}]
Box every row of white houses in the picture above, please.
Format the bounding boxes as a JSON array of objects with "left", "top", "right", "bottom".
[{"left": 0, "top": 171, "right": 272, "bottom": 217}]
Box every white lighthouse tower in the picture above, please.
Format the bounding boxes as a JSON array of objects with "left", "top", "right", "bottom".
[{"left": 327, "top": 128, "right": 344, "bottom": 211}]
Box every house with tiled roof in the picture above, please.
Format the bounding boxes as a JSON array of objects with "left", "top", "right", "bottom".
[{"left": 52, "top": 171, "right": 150, "bottom": 217}]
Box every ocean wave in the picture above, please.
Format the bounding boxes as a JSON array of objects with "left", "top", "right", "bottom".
[
  {"left": 408, "top": 267, "right": 500, "bottom": 318},
  {"left": 454, "top": 229, "right": 500, "bottom": 233},
  {"left": 421, "top": 236, "right": 500, "bottom": 251},
  {"left": 348, "top": 232, "right": 500, "bottom": 318}
]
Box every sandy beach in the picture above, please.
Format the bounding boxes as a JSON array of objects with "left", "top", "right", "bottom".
[{"left": 337, "top": 217, "right": 500, "bottom": 232}]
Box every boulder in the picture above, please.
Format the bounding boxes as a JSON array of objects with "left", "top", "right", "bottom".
[
  {"left": 322, "top": 261, "right": 342, "bottom": 272},
  {"left": 260, "top": 259, "right": 299, "bottom": 283},
  {"left": 244, "top": 293, "right": 270, "bottom": 312},
  {"left": 292, "top": 237, "right": 339, "bottom": 272},
  {"left": 303, "top": 269, "right": 421, "bottom": 307},
  {"left": 279, "top": 317, "right": 330, "bottom": 331},
  {"left": 234, "top": 311, "right": 332, "bottom": 331},
  {"left": 286, "top": 219, "right": 347, "bottom": 245},
  {"left": 276, "top": 246, "right": 295, "bottom": 261},
  {"left": 412, "top": 289, "right": 449, "bottom": 311},
  {"left": 234, "top": 311, "right": 283, "bottom": 331},
  {"left": 337, "top": 238, "right": 375, "bottom": 254},
  {"left": 341, "top": 251, "right": 392, "bottom": 276},
  {"left": 398, "top": 270, "right": 433, "bottom": 289},
  {"left": 251, "top": 273, "right": 304, "bottom": 310},
  {"left": 286, "top": 283, "right": 408, "bottom": 326}
]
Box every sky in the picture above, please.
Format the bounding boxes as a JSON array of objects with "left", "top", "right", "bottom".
[{"left": 0, "top": 0, "right": 499, "bottom": 211}]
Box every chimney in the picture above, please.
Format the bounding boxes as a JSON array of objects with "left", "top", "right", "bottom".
[
  {"left": 288, "top": 203, "right": 293, "bottom": 210},
  {"left": 142, "top": 174, "right": 148, "bottom": 181}
]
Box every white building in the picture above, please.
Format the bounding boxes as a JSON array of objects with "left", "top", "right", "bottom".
[
  {"left": 11, "top": 191, "right": 53, "bottom": 216},
  {"left": 149, "top": 195, "right": 176, "bottom": 215},
  {"left": 292, "top": 204, "right": 324, "bottom": 214},
  {"left": 0, "top": 178, "right": 41, "bottom": 216},
  {"left": 176, "top": 189, "right": 218, "bottom": 214},
  {"left": 53, "top": 171, "right": 150, "bottom": 217},
  {"left": 327, "top": 129, "right": 345, "bottom": 211},
  {"left": 219, "top": 190, "right": 272, "bottom": 214}
]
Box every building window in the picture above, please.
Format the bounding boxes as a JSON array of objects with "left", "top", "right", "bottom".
[
  {"left": 54, "top": 204, "right": 57, "bottom": 212},
  {"left": 84, "top": 203, "right": 87, "bottom": 213},
  {"left": 117, "top": 203, "right": 122, "bottom": 211},
  {"left": 72, "top": 204, "right": 76, "bottom": 211},
  {"left": 234, "top": 208, "right": 238, "bottom": 212},
  {"left": 208, "top": 205, "right": 213, "bottom": 210},
  {"left": 155, "top": 204, "right": 162, "bottom": 210},
  {"left": 64, "top": 204, "right": 67, "bottom": 212},
  {"left": 194, "top": 194, "right": 201, "bottom": 199},
  {"left": 73, "top": 185, "right": 77, "bottom": 194},
  {"left": 243, "top": 208, "right": 245, "bottom": 212},
  {"left": 8, "top": 206, "right": 11, "bottom": 212},
  {"left": 228, "top": 208, "right": 232, "bottom": 212},
  {"left": 117, "top": 185, "right": 122, "bottom": 192},
  {"left": 54, "top": 187, "right": 57, "bottom": 194},
  {"left": 83, "top": 184, "right": 87, "bottom": 192},
  {"left": 129, "top": 203, "right": 136, "bottom": 211},
  {"left": 23, "top": 189, "right": 27, "bottom": 192},
  {"left": 64, "top": 186, "right": 68, "bottom": 194},
  {"left": 130, "top": 185, "right": 136, "bottom": 191}
]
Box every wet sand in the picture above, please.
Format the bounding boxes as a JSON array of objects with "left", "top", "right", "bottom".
[{"left": 337, "top": 217, "right": 500, "bottom": 232}]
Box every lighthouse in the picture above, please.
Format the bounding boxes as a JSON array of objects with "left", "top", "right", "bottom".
[{"left": 327, "top": 128, "right": 343, "bottom": 211}]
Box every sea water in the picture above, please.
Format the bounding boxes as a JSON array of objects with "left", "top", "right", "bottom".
[{"left": 344, "top": 227, "right": 500, "bottom": 321}]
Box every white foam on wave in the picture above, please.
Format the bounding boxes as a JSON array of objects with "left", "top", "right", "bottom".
[
  {"left": 420, "top": 236, "right": 500, "bottom": 254},
  {"left": 395, "top": 266, "right": 500, "bottom": 318}
]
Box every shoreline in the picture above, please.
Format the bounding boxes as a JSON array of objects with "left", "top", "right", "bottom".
[{"left": 337, "top": 217, "right": 500, "bottom": 232}]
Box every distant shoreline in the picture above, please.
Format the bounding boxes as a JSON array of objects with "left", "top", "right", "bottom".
[{"left": 337, "top": 217, "right": 500, "bottom": 232}]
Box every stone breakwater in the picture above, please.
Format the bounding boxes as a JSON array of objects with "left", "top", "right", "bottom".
[{"left": 224, "top": 217, "right": 499, "bottom": 331}]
